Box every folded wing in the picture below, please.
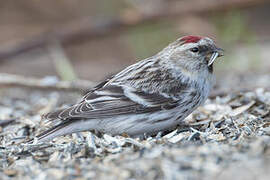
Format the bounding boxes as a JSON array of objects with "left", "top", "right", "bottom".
[{"left": 45, "top": 85, "right": 178, "bottom": 122}]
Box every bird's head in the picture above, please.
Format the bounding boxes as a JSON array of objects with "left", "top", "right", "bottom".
[{"left": 162, "top": 35, "right": 223, "bottom": 74}]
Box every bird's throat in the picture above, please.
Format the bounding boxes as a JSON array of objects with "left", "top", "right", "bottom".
[{"left": 208, "top": 64, "right": 213, "bottom": 73}]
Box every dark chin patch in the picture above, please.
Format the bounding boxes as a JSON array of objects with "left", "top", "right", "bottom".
[{"left": 208, "top": 64, "right": 213, "bottom": 73}]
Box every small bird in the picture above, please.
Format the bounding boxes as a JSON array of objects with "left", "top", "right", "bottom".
[{"left": 34, "top": 35, "right": 223, "bottom": 142}]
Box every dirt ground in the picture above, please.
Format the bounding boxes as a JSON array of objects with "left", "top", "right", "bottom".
[
  {"left": 0, "top": 1, "right": 270, "bottom": 179},
  {"left": 0, "top": 73, "right": 270, "bottom": 180}
]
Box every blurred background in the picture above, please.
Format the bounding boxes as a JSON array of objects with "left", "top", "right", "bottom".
[{"left": 0, "top": 0, "right": 269, "bottom": 88}]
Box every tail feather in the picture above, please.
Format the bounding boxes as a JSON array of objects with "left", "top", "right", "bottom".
[
  {"left": 26, "top": 119, "right": 98, "bottom": 143},
  {"left": 36, "top": 122, "right": 71, "bottom": 142},
  {"left": 26, "top": 121, "right": 71, "bottom": 143}
]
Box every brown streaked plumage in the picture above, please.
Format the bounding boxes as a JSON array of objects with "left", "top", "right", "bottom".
[{"left": 30, "top": 35, "right": 223, "bottom": 142}]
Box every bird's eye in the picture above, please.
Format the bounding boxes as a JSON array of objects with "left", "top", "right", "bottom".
[{"left": 190, "top": 47, "right": 199, "bottom": 53}]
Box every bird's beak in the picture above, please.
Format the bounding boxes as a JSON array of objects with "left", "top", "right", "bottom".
[{"left": 208, "top": 47, "right": 224, "bottom": 66}]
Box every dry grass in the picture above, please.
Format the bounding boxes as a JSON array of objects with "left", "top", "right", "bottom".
[{"left": 0, "top": 75, "right": 270, "bottom": 180}]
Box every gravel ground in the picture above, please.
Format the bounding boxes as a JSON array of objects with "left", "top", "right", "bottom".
[{"left": 0, "top": 76, "right": 270, "bottom": 180}]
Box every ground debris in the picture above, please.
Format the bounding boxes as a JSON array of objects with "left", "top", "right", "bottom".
[{"left": 0, "top": 87, "right": 270, "bottom": 180}]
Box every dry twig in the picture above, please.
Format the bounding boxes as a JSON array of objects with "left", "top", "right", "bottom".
[
  {"left": 0, "top": 73, "right": 94, "bottom": 93},
  {"left": 1, "top": 73, "right": 270, "bottom": 98}
]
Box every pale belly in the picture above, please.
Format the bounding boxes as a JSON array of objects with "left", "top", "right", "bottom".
[{"left": 95, "top": 90, "right": 209, "bottom": 136}]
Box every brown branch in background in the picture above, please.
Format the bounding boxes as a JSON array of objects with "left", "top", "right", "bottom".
[
  {"left": 0, "top": 0, "right": 268, "bottom": 61},
  {"left": 0, "top": 73, "right": 269, "bottom": 98},
  {"left": 0, "top": 73, "right": 94, "bottom": 93}
]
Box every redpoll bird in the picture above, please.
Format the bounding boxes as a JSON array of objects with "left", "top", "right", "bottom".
[{"left": 34, "top": 35, "right": 223, "bottom": 142}]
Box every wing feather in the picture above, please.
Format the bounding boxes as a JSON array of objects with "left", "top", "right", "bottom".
[{"left": 44, "top": 85, "right": 178, "bottom": 123}]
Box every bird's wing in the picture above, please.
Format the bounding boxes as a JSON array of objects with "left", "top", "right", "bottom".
[{"left": 44, "top": 85, "right": 178, "bottom": 122}]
